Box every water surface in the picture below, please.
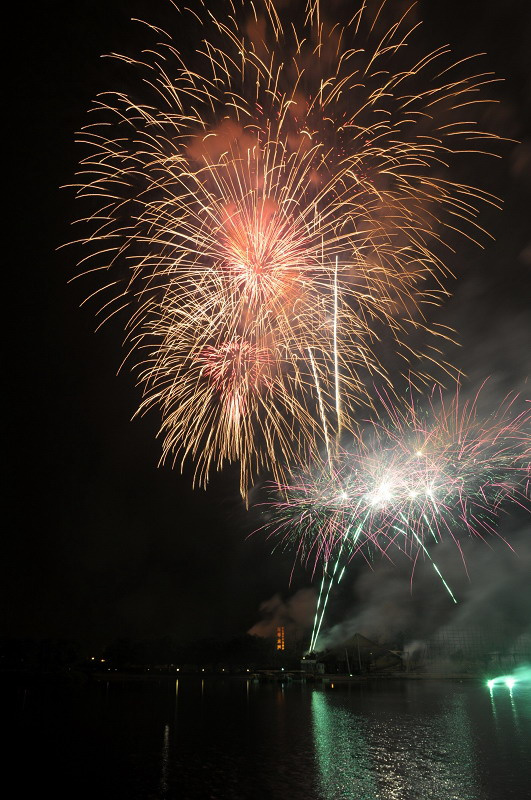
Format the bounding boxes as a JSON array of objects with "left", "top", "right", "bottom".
[{"left": 7, "top": 676, "right": 530, "bottom": 799}]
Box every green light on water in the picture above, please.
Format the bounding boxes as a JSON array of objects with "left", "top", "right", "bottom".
[{"left": 487, "top": 675, "right": 518, "bottom": 690}]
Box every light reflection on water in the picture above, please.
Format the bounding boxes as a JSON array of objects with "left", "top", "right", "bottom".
[
  {"left": 7, "top": 676, "right": 531, "bottom": 799},
  {"left": 312, "top": 692, "right": 377, "bottom": 799},
  {"left": 159, "top": 723, "right": 170, "bottom": 797},
  {"left": 312, "top": 687, "right": 480, "bottom": 800}
]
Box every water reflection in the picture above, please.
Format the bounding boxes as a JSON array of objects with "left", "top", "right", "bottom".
[
  {"left": 507, "top": 685, "right": 521, "bottom": 732},
  {"left": 312, "top": 691, "right": 377, "bottom": 800},
  {"left": 8, "top": 677, "right": 530, "bottom": 800},
  {"left": 487, "top": 681, "right": 529, "bottom": 776},
  {"left": 159, "top": 723, "right": 170, "bottom": 797},
  {"left": 438, "top": 692, "right": 478, "bottom": 800},
  {"left": 311, "top": 684, "right": 483, "bottom": 800}
]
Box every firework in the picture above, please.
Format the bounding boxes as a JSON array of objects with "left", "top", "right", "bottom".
[
  {"left": 259, "top": 383, "right": 530, "bottom": 647},
  {"left": 135, "top": 281, "right": 324, "bottom": 491},
  {"left": 263, "top": 383, "right": 530, "bottom": 563},
  {"left": 71, "top": 0, "right": 501, "bottom": 494}
]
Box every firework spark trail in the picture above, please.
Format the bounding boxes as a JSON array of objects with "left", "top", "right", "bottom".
[
  {"left": 260, "top": 382, "right": 529, "bottom": 646},
  {"left": 70, "top": 0, "right": 502, "bottom": 495},
  {"left": 309, "top": 509, "right": 369, "bottom": 651},
  {"left": 394, "top": 514, "right": 457, "bottom": 604},
  {"left": 311, "top": 564, "right": 329, "bottom": 650},
  {"left": 308, "top": 252, "right": 345, "bottom": 650},
  {"left": 333, "top": 256, "right": 341, "bottom": 444},
  {"left": 308, "top": 345, "right": 332, "bottom": 467}
]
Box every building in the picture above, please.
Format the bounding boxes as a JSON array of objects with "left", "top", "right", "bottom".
[{"left": 302, "top": 633, "right": 403, "bottom": 674}]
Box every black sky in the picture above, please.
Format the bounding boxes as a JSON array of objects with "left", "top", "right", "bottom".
[{"left": 5, "top": 0, "right": 531, "bottom": 653}]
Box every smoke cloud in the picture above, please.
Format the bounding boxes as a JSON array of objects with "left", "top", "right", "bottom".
[
  {"left": 319, "top": 521, "right": 531, "bottom": 652},
  {"left": 248, "top": 588, "right": 316, "bottom": 641}
]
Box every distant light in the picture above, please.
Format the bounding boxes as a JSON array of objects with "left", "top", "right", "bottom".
[
  {"left": 505, "top": 677, "right": 516, "bottom": 690},
  {"left": 176, "top": 668, "right": 180, "bottom": 672},
  {"left": 91, "top": 657, "right": 95, "bottom": 661},
  {"left": 247, "top": 668, "right": 250, "bottom": 672},
  {"left": 100, "top": 658, "right": 105, "bottom": 663},
  {"left": 487, "top": 679, "right": 494, "bottom": 689},
  {"left": 416, "top": 450, "right": 423, "bottom": 457},
  {"left": 340, "top": 491, "right": 348, "bottom": 501},
  {"left": 409, "top": 490, "right": 418, "bottom": 498},
  {"left": 281, "top": 667, "right": 284, "bottom": 671},
  {"left": 202, "top": 668, "right": 205, "bottom": 672}
]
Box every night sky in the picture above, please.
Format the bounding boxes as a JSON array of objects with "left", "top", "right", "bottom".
[{"left": 5, "top": 0, "right": 530, "bottom": 653}]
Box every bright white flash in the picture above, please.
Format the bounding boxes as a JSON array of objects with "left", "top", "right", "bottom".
[{"left": 370, "top": 483, "right": 393, "bottom": 506}]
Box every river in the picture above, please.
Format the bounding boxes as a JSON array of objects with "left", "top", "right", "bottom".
[{"left": 7, "top": 675, "right": 531, "bottom": 799}]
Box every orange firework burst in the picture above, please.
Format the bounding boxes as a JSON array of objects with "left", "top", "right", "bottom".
[
  {"left": 70, "top": 0, "right": 502, "bottom": 495},
  {"left": 134, "top": 279, "right": 338, "bottom": 493},
  {"left": 219, "top": 198, "right": 308, "bottom": 313},
  {"left": 198, "top": 340, "right": 273, "bottom": 413}
]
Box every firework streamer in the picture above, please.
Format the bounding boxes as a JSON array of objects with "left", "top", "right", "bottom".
[
  {"left": 309, "top": 509, "right": 370, "bottom": 651},
  {"left": 308, "top": 255, "right": 345, "bottom": 647},
  {"left": 333, "top": 256, "right": 341, "bottom": 446}
]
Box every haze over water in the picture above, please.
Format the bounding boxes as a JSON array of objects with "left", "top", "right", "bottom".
[{"left": 8, "top": 677, "right": 531, "bottom": 799}]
